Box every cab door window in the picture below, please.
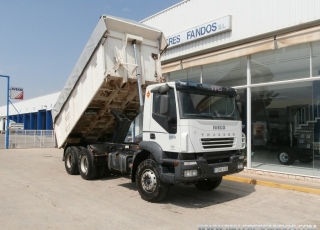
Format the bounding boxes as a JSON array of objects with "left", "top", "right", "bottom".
[{"left": 152, "top": 88, "right": 177, "bottom": 133}]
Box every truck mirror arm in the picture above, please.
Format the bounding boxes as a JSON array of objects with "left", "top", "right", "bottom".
[{"left": 237, "top": 102, "right": 242, "bottom": 115}]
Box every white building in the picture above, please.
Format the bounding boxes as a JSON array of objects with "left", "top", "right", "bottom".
[
  {"left": 141, "top": 0, "right": 320, "bottom": 178},
  {"left": 0, "top": 92, "right": 60, "bottom": 132}
]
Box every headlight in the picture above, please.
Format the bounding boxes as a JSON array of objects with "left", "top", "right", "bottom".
[
  {"left": 238, "top": 162, "right": 244, "bottom": 169},
  {"left": 184, "top": 170, "right": 198, "bottom": 177}
]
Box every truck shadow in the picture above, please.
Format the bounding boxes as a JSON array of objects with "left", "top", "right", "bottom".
[{"left": 117, "top": 179, "right": 256, "bottom": 209}]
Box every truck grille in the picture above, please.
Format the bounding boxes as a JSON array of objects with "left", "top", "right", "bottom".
[{"left": 201, "top": 137, "right": 234, "bottom": 149}]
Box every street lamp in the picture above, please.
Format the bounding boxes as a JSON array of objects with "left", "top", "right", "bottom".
[{"left": 0, "top": 74, "right": 10, "bottom": 149}]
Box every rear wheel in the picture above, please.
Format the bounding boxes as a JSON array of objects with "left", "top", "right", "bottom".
[
  {"left": 78, "top": 149, "right": 97, "bottom": 180},
  {"left": 136, "top": 159, "right": 170, "bottom": 203},
  {"left": 64, "top": 146, "right": 80, "bottom": 175},
  {"left": 278, "top": 150, "right": 295, "bottom": 165},
  {"left": 195, "top": 177, "right": 222, "bottom": 191}
]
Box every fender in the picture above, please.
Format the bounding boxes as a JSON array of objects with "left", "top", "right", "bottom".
[
  {"left": 138, "top": 141, "right": 165, "bottom": 163},
  {"left": 131, "top": 141, "right": 165, "bottom": 182}
]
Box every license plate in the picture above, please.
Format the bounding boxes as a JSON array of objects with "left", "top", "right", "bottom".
[{"left": 214, "top": 166, "right": 228, "bottom": 173}]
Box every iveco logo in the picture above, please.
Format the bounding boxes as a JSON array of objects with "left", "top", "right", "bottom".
[{"left": 213, "top": 125, "right": 225, "bottom": 130}]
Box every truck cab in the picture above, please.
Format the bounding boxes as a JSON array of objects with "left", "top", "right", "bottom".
[
  {"left": 143, "top": 81, "right": 244, "bottom": 153},
  {"left": 131, "top": 81, "right": 245, "bottom": 199}
]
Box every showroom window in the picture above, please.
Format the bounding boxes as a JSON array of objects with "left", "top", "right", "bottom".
[
  {"left": 250, "top": 81, "right": 319, "bottom": 176},
  {"left": 202, "top": 56, "right": 247, "bottom": 87},
  {"left": 312, "top": 40, "right": 320, "bottom": 77},
  {"left": 169, "top": 66, "right": 201, "bottom": 82},
  {"left": 251, "top": 43, "right": 310, "bottom": 84}
]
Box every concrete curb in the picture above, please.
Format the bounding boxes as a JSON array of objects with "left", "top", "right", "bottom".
[{"left": 224, "top": 175, "right": 320, "bottom": 195}]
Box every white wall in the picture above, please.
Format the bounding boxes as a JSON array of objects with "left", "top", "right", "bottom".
[{"left": 142, "top": 0, "right": 320, "bottom": 61}]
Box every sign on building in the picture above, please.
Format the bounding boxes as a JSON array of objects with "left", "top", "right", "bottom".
[
  {"left": 166, "top": 15, "right": 232, "bottom": 48},
  {"left": 10, "top": 123, "right": 24, "bottom": 129},
  {"left": 10, "top": 87, "right": 24, "bottom": 100}
]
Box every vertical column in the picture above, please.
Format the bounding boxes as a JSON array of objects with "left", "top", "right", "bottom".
[
  {"left": 17, "top": 114, "right": 22, "bottom": 123},
  {"left": 310, "top": 43, "right": 313, "bottom": 77},
  {"left": 42, "top": 112, "right": 46, "bottom": 130},
  {"left": 37, "top": 111, "right": 43, "bottom": 130},
  {"left": 247, "top": 55, "right": 252, "bottom": 169},
  {"left": 27, "top": 114, "right": 30, "bottom": 130},
  {"left": 46, "top": 111, "right": 52, "bottom": 130},
  {"left": 30, "top": 113, "right": 35, "bottom": 130},
  {"left": 23, "top": 114, "right": 27, "bottom": 130}
]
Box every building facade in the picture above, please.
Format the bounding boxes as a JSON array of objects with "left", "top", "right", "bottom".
[
  {"left": 0, "top": 92, "right": 60, "bottom": 132},
  {"left": 142, "top": 0, "right": 320, "bottom": 178}
]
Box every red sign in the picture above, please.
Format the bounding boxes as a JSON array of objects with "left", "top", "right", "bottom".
[{"left": 10, "top": 87, "right": 24, "bottom": 100}]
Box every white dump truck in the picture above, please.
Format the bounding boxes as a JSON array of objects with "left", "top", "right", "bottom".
[{"left": 52, "top": 15, "right": 246, "bottom": 202}]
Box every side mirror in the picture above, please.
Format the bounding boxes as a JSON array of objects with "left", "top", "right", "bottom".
[
  {"left": 158, "top": 84, "right": 170, "bottom": 94},
  {"left": 235, "top": 94, "right": 242, "bottom": 114},
  {"left": 160, "top": 95, "right": 169, "bottom": 115}
]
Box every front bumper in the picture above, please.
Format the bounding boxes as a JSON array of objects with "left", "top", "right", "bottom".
[{"left": 159, "top": 154, "right": 244, "bottom": 184}]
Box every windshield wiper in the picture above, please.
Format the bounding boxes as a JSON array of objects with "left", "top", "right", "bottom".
[
  {"left": 184, "top": 113, "right": 236, "bottom": 120},
  {"left": 184, "top": 113, "right": 206, "bottom": 118},
  {"left": 212, "top": 116, "right": 235, "bottom": 120},
  {"left": 200, "top": 112, "right": 235, "bottom": 120},
  {"left": 200, "top": 113, "right": 235, "bottom": 120}
]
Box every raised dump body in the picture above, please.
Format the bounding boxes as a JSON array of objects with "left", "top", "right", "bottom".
[{"left": 52, "top": 15, "right": 167, "bottom": 148}]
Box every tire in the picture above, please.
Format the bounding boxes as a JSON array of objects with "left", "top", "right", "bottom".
[
  {"left": 278, "top": 150, "right": 295, "bottom": 165},
  {"left": 64, "top": 146, "right": 80, "bottom": 175},
  {"left": 136, "top": 159, "right": 170, "bottom": 203},
  {"left": 78, "top": 149, "right": 97, "bottom": 180},
  {"left": 298, "top": 157, "right": 313, "bottom": 163},
  {"left": 195, "top": 177, "right": 222, "bottom": 191}
]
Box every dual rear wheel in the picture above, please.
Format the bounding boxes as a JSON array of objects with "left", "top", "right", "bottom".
[
  {"left": 64, "top": 146, "right": 81, "bottom": 175},
  {"left": 64, "top": 147, "right": 107, "bottom": 180}
]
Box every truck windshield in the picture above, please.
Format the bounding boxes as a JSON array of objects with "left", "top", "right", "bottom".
[{"left": 179, "top": 91, "right": 240, "bottom": 120}]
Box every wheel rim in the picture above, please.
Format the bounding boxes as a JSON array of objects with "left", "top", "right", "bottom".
[
  {"left": 66, "top": 152, "right": 72, "bottom": 168},
  {"left": 279, "top": 152, "right": 289, "bottom": 163},
  {"left": 80, "top": 156, "right": 88, "bottom": 174},
  {"left": 141, "top": 169, "right": 157, "bottom": 193}
]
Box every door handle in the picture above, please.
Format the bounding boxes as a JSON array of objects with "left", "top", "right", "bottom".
[{"left": 150, "top": 133, "right": 155, "bottom": 139}]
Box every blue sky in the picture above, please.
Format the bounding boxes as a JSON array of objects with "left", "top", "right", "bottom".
[{"left": 0, "top": 0, "right": 182, "bottom": 106}]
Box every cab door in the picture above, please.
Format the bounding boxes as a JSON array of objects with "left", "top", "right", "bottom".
[{"left": 149, "top": 88, "right": 180, "bottom": 152}]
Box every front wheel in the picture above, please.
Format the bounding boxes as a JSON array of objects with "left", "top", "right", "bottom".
[
  {"left": 278, "top": 150, "right": 295, "bottom": 165},
  {"left": 195, "top": 177, "right": 222, "bottom": 191},
  {"left": 136, "top": 159, "right": 170, "bottom": 203}
]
